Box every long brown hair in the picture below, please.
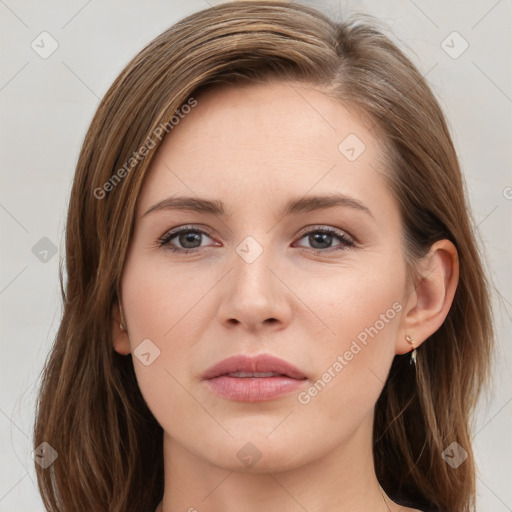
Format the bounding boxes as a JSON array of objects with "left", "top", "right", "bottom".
[{"left": 33, "top": 2, "right": 494, "bottom": 511}]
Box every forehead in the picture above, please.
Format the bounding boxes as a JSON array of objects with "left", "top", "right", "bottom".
[{"left": 135, "top": 81, "right": 395, "bottom": 221}]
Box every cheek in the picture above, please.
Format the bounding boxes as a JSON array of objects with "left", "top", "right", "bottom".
[
  {"left": 121, "top": 254, "right": 207, "bottom": 345},
  {"left": 120, "top": 255, "right": 216, "bottom": 424},
  {"left": 293, "top": 296, "right": 402, "bottom": 447},
  {"left": 297, "top": 251, "right": 405, "bottom": 349},
  {"left": 293, "top": 255, "right": 405, "bottom": 408}
]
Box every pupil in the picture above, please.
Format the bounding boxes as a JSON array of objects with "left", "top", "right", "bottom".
[
  {"left": 310, "top": 233, "right": 331, "bottom": 249},
  {"left": 180, "top": 232, "right": 200, "bottom": 248}
]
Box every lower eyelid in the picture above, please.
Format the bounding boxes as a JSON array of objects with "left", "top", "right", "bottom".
[
  {"left": 158, "top": 226, "right": 356, "bottom": 252},
  {"left": 161, "top": 229, "right": 213, "bottom": 249},
  {"left": 295, "top": 232, "right": 354, "bottom": 249}
]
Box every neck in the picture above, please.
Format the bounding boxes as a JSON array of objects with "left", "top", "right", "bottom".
[{"left": 158, "top": 412, "right": 398, "bottom": 512}]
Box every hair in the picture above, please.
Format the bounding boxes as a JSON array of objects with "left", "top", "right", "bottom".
[{"left": 33, "top": 2, "right": 495, "bottom": 511}]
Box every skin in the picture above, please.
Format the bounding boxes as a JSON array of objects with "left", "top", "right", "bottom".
[{"left": 112, "top": 81, "right": 459, "bottom": 512}]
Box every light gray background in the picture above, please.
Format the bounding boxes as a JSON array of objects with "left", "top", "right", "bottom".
[{"left": 1, "top": 1, "right": 511, "bottom": 510}]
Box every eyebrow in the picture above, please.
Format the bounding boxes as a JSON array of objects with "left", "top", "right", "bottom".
[{"left": 143, "top": 193, "right": 373, "bottom": 219}]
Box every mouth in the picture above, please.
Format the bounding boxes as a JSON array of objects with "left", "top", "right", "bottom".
[
  {"left": 202, "top": 353, "right": 308, "bottom": 402},
  {"left": 223, "top": 371, "right": 290, "bottom": 378}
]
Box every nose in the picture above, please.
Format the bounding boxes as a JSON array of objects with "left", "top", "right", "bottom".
[{"left": 216, "top": 241, "right": 293, "bottom": 333}]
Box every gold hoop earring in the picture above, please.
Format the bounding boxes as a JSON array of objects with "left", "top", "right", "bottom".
[{"left": 405, "top": 334, "right": 417, "bottom": 366}]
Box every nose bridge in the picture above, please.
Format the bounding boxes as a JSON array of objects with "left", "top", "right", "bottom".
[
  {"left": 232, "top": 234, "right": 277, "bottom": 302},
  {"left": 217, "top": 233, "right": 291, "bottom": 330}
]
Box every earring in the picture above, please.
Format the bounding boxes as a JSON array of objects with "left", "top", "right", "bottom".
[
  {"left": 119, "top": 304, "right": 126, "bottom": 332},
  {"left": 405, "top": 334, "right": 417, "bottom": 366}
]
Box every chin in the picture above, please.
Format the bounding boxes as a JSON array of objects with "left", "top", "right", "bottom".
[{"left": 203, "top": 435, "right": 308, "bottom": 474}]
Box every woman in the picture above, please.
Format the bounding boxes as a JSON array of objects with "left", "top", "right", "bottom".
[{"left": 33, "top": 2, "right": 494, "bottom": 511}]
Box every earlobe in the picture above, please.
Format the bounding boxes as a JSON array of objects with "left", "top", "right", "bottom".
[
  {"left": 397, "top": 239, "right": 459, "bottom": 355},
  {"left": 112, "top": 301, "right": 132, "bottom": 355}
]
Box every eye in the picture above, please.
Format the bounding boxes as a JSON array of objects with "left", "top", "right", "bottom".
[
  {"left": 156, "top": 225, "right": 356, "bottom": 255},
  {"left": 293, "top": 226, "right": 355, "bottom": 252},
  {"left": 156, "top": 225, "right": 215, "bottom": 254}
]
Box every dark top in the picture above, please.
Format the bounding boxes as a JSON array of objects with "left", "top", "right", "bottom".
[{"left": 391, "top": 490, "right": 439, "bottom": 512}]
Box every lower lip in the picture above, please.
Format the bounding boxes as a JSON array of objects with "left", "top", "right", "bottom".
[{"left": 204, "top": 375, "right": 307, "bottom": 402}]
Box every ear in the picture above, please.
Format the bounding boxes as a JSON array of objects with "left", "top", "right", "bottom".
[
  {"left": 396, "top": 239, "right": 459, "bottom": 355},
  {"left": 112, "top": 300, "right": 131, "bottom": 355}
]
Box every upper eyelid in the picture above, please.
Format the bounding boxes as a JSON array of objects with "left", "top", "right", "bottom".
[
  {"left": 295, "top": 224, "right": 353, "bottom": 238},
  {"left": 160, "top": 224, "right": 356, "bottom": 246},
  {"left": 163, "top": 225, "right": 214, "bottom": 239},
  {"left": 162, "top": 224, "right": 351, "bottom": 237}
]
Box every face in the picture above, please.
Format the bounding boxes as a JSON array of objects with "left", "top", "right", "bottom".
[{"left": 118, "top": 81, "right": 410, "bottom": 472}]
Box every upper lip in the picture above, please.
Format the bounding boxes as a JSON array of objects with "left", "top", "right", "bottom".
[{"left": 202, "top": 354, "right": 308, "bottom": 380}]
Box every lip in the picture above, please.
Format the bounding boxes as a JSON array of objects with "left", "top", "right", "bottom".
[
  {"left": 202, "top": 353, "right": 307, "bottom": 380},
  {"left": 202, "top": 353, "right": 308, "bottom": 402}
]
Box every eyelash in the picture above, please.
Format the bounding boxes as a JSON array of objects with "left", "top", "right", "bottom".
[{"left": 155, "top": 224, "right": 356, "bottom": 254}]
